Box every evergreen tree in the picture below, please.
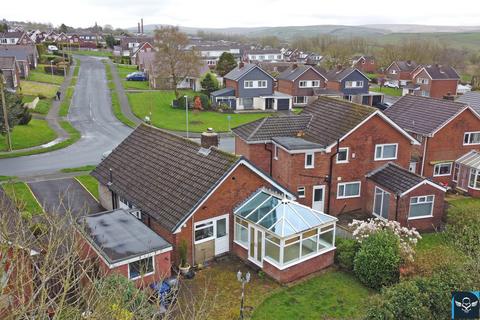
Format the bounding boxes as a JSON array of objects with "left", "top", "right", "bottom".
[
  {"left": 216, "top": 52, "right": 237, "bottom": 77},
  {"left": 200, "top": 72, "right": 219, "bottom": 94},
  {"left": 0, "top": 90, "right": 31, "bottom": 135}
]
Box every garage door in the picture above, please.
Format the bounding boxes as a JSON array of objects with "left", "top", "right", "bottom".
[{"left": 277, "top": 99, "right": 290, "bottom": 110}]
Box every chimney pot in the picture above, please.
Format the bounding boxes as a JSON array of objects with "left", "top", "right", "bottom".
[
  {"left": 292, "top": 63, "right": 298, "bottom": 69},
  {"left": 201, "top": 129, "right": 219, "bottom": 148}
]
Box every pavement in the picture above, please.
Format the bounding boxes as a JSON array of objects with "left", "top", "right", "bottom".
[{"left": 28, "top": 178, "right": 104, "bottom": 217}]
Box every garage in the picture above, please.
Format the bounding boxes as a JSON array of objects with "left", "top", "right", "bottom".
[{"left": 277, "top": 98, "right": 290, "bottom": 110}]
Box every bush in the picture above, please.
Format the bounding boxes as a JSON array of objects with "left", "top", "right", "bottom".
[
  {"left": 334, "top": 238, "right": 359, "bottom": 271},
  {"left": 18, "top": 107, "right": 32, "bottom": 125},
  {"left": 354, "top": 230, "right": 401, "bottom": 289},
  {"left": 198, "top": 94, "right": 210, "bottom": 109},
  {"left": 445, "top": 206, "right": 480, "bottom": 261}
]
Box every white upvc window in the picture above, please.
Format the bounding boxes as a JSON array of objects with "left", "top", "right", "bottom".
[
  {"left": 297, "top": 186, "right": 306, "bottom": 198},
  {"left": 336, "top": 147, "right": 349, "bottom": 164},
  {"left": 408, "top": 195, "right": 434, "bottom": 220},
  {"left": 373, "top": 187, "right": 390, "bottom": 219},
  {"left": 452, "top": 163, "right": 460, "bottom": 182},
  {"left": 463, "top": 132, "right": 480, "bottom": 145},
  {"left": 305, "top": 152, "right": 314, "bottom": 169},
  {"left": 468, "top": 168, "right": 480, "bottom": 190},
  {"left": 337, "top": 181, "right": 361, "bottom": 199},
  {"left": 299, "top": 80, "right": 321, "bottom": 88},
  {"left": 433, "top": 162, "right": 452, "bottom": 177},
  {"left": 273, "top": 144, "right": 279, "bottom": 160},
  {"left": 128, "top": 256, "right": 154, "bottom": 280},
  {"left": 374, "top": 143, "right": 398, "bottom": 161},
  {"left": 244, "top": 80, "right": 267, "bottom": 89},
  {"left": 294, "top": 96, "right": 307, "bottom": 104},
  {"left": 194, "top": 220, "right": 214, "bottom": 244},
  {"left": 390, "top": 69, "right": 397, "bottom": 74},
  {"left": 234, "top": 217, "right": 249, "bottom": 248},
  {"left": 345, "top": 81, "right": 364, "bottom": 88},
  {"left": 417, "top": 78, "right": 429, "bottom": 84}
]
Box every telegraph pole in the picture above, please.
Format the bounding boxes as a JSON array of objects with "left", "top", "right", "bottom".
[{"left": 0, "top": 72, "right": 12, "bottom": 152}]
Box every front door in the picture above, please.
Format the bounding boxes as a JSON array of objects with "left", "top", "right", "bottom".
[
  {"left": 214, "top": 215, "right": 229, "bottom": 255},
  {"left": 248, "top": 226, "right": 263, "bottom": 266},
  {"left": 312, "top": 185, "right": 325, "bottom": 212},
  {"left": 265, "top": 98, "right": 274, "bottom": 110}
]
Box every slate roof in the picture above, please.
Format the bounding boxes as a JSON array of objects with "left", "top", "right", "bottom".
[
  {"left": 277, "top": 65, "right": 325, "bottom": 81},
  {"left": 224, "top": 63, "right": 258, "bottom": 80},
  {"left": 211, "top": 87, "right": 235, "bottom": 97},
  {"left": 384, "top": 95, "right": 467, "bottom": 136},
  {"left": 77, "top": 209, "right": 172, "bottom": 265},
  {"left": 0, "top": 56, "right": 16, "bottom": 69},
  {"left": 232, "top": 115, "right": 312, "bottom": 143},
  {"left": 420, "top": 65, "right": 460, "bottom": 80},
  {"left": 457, "top": 91, "right": 480, "bottom": 114},
  {"left": 91, "top": 124, "right": 239, "bottom": 232},
  {"left": 393, "top": 60, "right": 418, "bottom": 72},
  {"left": 366, "top": 162, "right": 426, "bottom": 195},
  {"left": 272, "top": 137, "right": 324, "bottom": 150},
  {"left": 324, "top": 67, "right": 368, "bottom": 82}
]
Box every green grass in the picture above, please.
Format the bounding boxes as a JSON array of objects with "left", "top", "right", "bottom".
[
  {"left": 370, "top": 86, "right": 403, "bottom": 96},
  {"left": 0, "top": 119, "right": 57, "bottom": 151},
  {"left": 71, "top": 50, "right": 113, "bottom": 57},
  {"left": 20, "top": 81, "right": 59, "bottom": 99},
  {"left": 447, "top": 196, "right": 480, "bottom": 209},
  {"left": 59, "top": 86, "right": 74, "bottom": 117},
  {"left": 0, "top": 176, "right": 16, "bottom": 182},
  {"left": 61, "top": 165, "right": 96, "bottom": 173},
  {"left": 252, "top": 270, "right": 374, "bottom": 320},
  {"left": 75, "top": 175, "right": 99, "bottom": 200},
  {"left": 27, "top": 67, "right": 64, "bottom": 85},
  {"left": 0, "top": 121, "right": 80, "bottom": 159},
  {"left": 73, "top": 59, "right": 80, "bottom": 77},
  {"left": 127, "top": 90, "right": 272, "bottom": 132},
  {"left": 116, "top": 64, "right": 150, "bottom": 90},
  {"left": 111, "top": 90, "right": 137, "bottom": 128},
  {"left": 22, "top": 95, "right": 52, "bottom": 114},
  {"left": 2, "top": 182, "right": 43, "bottom": 215}
]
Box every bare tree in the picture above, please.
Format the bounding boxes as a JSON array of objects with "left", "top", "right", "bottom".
[{"left": 153, "top": 26, "right": 201, "bottom": 98}]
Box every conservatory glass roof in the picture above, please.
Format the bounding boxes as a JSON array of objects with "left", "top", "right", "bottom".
[{"left": 234, "top": 189, "right": 337, "bottom": 238}]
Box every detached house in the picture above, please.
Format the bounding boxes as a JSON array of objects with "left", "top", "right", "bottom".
[
  {"left": 211, "top": 63, "right": 292, "bottom": 111},
  {"left": 130, "top": 42, "right": 154, "bottom": 66},
  {"left": 233, "top": 97, "right": 445, "bottom": 231},
  {"left": 384, "top": 95, "right": 480, "bottom": 188},
  {"left": 406, "top": 64, "right": 460, "bottom": 98},
  {"left": 0, "top": 31, "right": 33, "bottom": 45},
  {"left": 0, "top": 45, "right": 38, "bottom": 78},
  {"left": 277, "top": 64, "right": 327, "bottom": 106},
  {"left": 385, "top": 60, "right": 419, "bottom": 86},
  {"left": 351, "top": 56, "right": 376, "bottom": 73},
  {"left": 91, "top": 124, "right": 337, "bottom": 283}
]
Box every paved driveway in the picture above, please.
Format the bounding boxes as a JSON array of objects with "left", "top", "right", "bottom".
[{"left": 28, "top": 178, "right": 104, "bottom": 217}]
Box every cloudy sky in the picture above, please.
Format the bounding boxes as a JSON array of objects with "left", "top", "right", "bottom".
[{"left": 3, "top": 0, "right": 480, "bottom": 29}]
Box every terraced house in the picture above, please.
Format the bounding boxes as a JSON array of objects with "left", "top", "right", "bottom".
[{"left": 233, "top": 97, "right": 446, "bottom": 231}]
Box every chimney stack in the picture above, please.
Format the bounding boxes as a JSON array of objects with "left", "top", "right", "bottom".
[
  {"left": 336, "top": 64, "right": 343, "bottom": 71},
  {"left": 141, "top": 18, "right": 144, "bottom": 34},
  {"left": 138, "top": 22, "right": 140, "bottom": 34},
  {"left": 201, "top": 128, "right": 219, "bottom": 149},
  {"left": 443, "top": 92, "right": 455, "bottom": 100},
  {"left": 239, "top": 61, "right": 244, "bottom": 69}
]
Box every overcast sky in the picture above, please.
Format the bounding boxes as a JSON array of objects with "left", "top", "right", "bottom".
[{"left": 3, "top": 0, "right": 480, "bottom": 29}]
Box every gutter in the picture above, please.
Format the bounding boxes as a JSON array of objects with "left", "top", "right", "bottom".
[
  {"left": 265, "top": 143, "right": 273, "bottom": 176},
  {"left": 420, "top": 137, "right": 428, "bottom": 176}
]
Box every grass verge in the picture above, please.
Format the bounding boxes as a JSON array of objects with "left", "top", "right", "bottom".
[
  {"left": 61, "top": 165, "right": 96, "bottom": 173},
  {"left": 59, "top": 86, "right": 74, "bottom": 117},
  {"left": 2, "top": 182, "right": 43, "bottom": 215},
  {"left": 22, "top": 95, "right": 52, "bottom": 115},
  {"left": 105, "top": 62, "right": 137, "bottom": 128},
  {"left": 71, "top": 50, "right": 113, "bottom": 57},
  {"left": 0, "top": 119, "right": 57, "bottom": 151},
  {"left": 0, "top": 176, "right": 17, "bottom": 182},
  {"left": 27, "top": 67, "right": 65, "bottom": 85},
  {"left": 75, "top": 175, "right": 99, "bottom": 200},
  {"left": 20, "top": 81, "right": 59, "bottom": 98},
  {"left": 370, "top": 86, "right": 402, "bottom": 96}
]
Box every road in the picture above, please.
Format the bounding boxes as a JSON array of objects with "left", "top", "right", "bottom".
[{"left": 0, "top": 56, "right": 133, "bottom": 177}]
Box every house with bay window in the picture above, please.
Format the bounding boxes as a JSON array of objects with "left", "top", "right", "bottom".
[
  {"left": 232, "top": 97, "right": 446, "bottom": 230},
  {"left": 90, "top": 124, "right": 337, "bottom": 283},
  {"left": 384, "top": 95, "right": 480, "bottom": 187},
  {"left": 211, "top": 62, "right": 292, "bottom": 111}
]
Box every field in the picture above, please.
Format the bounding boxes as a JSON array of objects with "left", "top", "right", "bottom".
[
  {"left": 127, "top": 90, "right": 272, "bottom": 132},
  {"left": 0, "top": 119, "right": 57, "bottom": 151}
]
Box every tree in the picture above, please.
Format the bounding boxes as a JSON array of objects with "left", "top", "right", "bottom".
[
  {"left": 104, "top": 34, "right": 116, "bottom": 49},
  {"left": 58, "top": 23, "right": 69, "bottom": 34},
  {"left": 153, "top": 26, "right": 201, "bottom": 98},
  {"left": 216, "top": 52, "right": 237, "bottom": 77},
  {"left": 0, "top": 90, "right": 30, "bottom": 135},
  {"left": 200, "top": 72, "right": 219, "bottom": 94},
  {"left": 0, "top": 23, "right": 8, "bottom": 33}
]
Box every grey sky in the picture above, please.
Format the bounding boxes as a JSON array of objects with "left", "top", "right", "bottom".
[{"left": 2, "top": 0, "right": 480, "bottom": 29}]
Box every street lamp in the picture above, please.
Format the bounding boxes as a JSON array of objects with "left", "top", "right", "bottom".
[
  {"left": 237, "top": 270, "right": 251, "bottom": 320},
  {"left": 184, "top": 95, "right": 189, "bottom": 139},
  {"left": 0, "top": 71, "right": 12, "bottom": 152},
  {"left": 50, "top": 60, "right": 54, "bottom": 79}
]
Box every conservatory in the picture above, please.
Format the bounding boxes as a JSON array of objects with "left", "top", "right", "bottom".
[{"left": 233, "top": 189, "right": 337, "bottom": 283}]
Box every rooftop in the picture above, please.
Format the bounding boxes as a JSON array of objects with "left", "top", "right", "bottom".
[
  {"left": 272, "top": 136, "right": 324, "bottom": 151},
  {"left": 457, "top": 91, "right": 480, "bottom": 115},
  {"left": 366, "top": 162, "right": 426, "bottom": 195},
  {"left": 456, "top": 150, "right": 480, "bottom": 170}
]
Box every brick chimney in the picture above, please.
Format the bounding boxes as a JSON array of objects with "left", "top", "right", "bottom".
[
  {"left": 336, "top": 64, "right": 343, "bottom": 71},
  {"left": 201, "top": 128, "right": 219, "bottom": 148},
  {"left": 443, "top": 92, "right": 455, "bottom": 100},
  {"left": 239, "top": 62, "right": 244, "bottom": 69}
]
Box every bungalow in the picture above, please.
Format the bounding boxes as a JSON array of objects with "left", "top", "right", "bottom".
[
  {"left": 0, "top": 31, "right": 33, "bottom": 45},
  {"left": 385, "top": 60, "right": 419, "bottom": 86},
  {"left": 351, "top": 56, "right": 376, "bottom": 73},
  {"left": 195, "top": 45, "right": 241, "bottom": 68},
  {"left": 231, "top": 97, "right": 440, "bottom": 230},
  {"left": 0, "top": 56, "right": 20, "bottom": 90},
  {"left": 91, "top": 124, "right": 336, "bottom": 282},
  {"left": 211, "top": 62, "right": 292, "bottom": 111},
  {"left": 0, "top": 45, "right": 38, "bottom": 78},
  {"left": 406, "top": 64, "right": 460, "bottom": 98},
  {"left": 276, "top": 64, "right": 327, "bottom": 106},
  {"left": 384, "top": 95, "right": 480, "bottom": 186}
]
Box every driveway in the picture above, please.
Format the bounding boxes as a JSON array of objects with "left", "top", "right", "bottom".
[{"left": 28, "top": 178, "right": 104, "bottom": 217}]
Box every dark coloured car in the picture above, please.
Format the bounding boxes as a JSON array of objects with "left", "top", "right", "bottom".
[{"left": 126, "top": 72, "right": 147, "bottom": 81}]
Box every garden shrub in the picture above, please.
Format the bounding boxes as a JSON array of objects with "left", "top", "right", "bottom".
[
  {"left": 445, "top": 206, "right": 480, "bottom": 261},
  {"left": 198, "top": 94, "right": 210, "bottom": 109},
  {"left": 334, "top": 238, "right": 359, "bottom": 271},
  {"left": 354, "top": 230, "right": 401, "bottom": 289}
]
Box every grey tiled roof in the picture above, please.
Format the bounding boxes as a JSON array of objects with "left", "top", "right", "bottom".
[
  {"left": 232, "top": 115, "right": 312, "bottom": 142},
  {"left": 224, "top": 63, "right": 258, "bottom": 80},
  {"left": 211, "top": 87, "right": 235, "bottom": 97},
  {"left": 91, "top": 124, "right": 239, "bottom": 232},
  {"left": 421, "top": 65, "right": 460, "bottom": 80},
  {"left": 0, "top": 56, "right": 16, "bottom": 69},
  {"left": 272, "top": 137, "right": 324, "bottom": 150},
  {"left": 367, "top": 162, "right": 426, "bottom": 195},
  {"left": 457, "top": 91, "right": 480, "bottom": 115},
  {"left": 77, "top": 209, "right": 172, "bottom": 264},
  {"left": 0, "top": 46, "right": 29, "bottom": 61},
  {"left": 277, "top": 65, "right": 325, "bottom": 81},
  {"left": 394, "top": 61, "right": 418, "bottom": 72},
  {"left": 384, "top": 95, "right": 467, "bottom": 136},
  {"left": 324, "top": 67, "right": 366, "bottom": 81}
]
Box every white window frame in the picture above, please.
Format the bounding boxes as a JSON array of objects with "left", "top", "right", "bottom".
[
  {"left": 273, "top": 144, "right": 279, "bottom": 160},
  {"left": 336, "top": 147, "right": 349, "bottom": 164},
  {"left": 305, "top": 152, "right": 314, "bottom": 169},
  {"left": 345, "top": 80, "right": 364, "bottom": 88},
  {"left": 374, "top": 143, "right": 398, "bottom": 161},
  {"left": 468, "top": 168, "right": 480, "bottom": 190},
  {"left": 408, "top": 195, "right": 435, "bottom": 220},
  {"left": 433, "top": 162, "right": 452, "bottom": 177},
  {"left": 372, "top": 187, "right": 390, "bottom": 220},
  {"left": 244, "top": 80, "right": 267, "bottom": 89},
  {"left": 337, "top": 181, "right": 361, "bottom": 199},
  {"left": 390, "top": 69, "right": 397, "bottom": 74},
  {"left": 128, "top": 256, "right": 155, "bottom": 280},
  {"left": 294, "top": 96, "right": 307, "bottom": 104},
  {"left": 297, "top": 186, "right": 306, "bottom": 198},
  {"left": 194, "top": 220, "right": 215, "bottom": 244},
  {"left": 417, "top": 78, "right": 429, "bottom": 84},
  {"left": 234, "top": 217, "right": 249, "bottom": 249},
  {"left": 452, "top": 163, "right": 460, "bottom": 182},
  {"left": 463, "top": 131, "right": 480, "bottom": 145}
]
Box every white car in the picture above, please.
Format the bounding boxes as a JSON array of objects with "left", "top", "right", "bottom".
[
  {"left": 383, "top": 81, "right": 399, "bottom": 89},
  {"left": 47, "top": 45, "right": 59, "bottom": 51}
]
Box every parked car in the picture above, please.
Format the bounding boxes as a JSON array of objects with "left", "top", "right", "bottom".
[
  {"left": 126, "top": 72, "right": 147, "bottom": 81},
  {"left": 383, "top": 81, "right": 399, "bottom": 89},
  {"left": 47, "top": 45, "right": 59, "bottom": 51}
]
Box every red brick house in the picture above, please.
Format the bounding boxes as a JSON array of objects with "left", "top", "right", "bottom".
[
  {"left": 276, "top": 65, "right": 327, "bottom": 106},
  {"left": 385, "top": 60, "right": 419, "bottom": 86},
  {"left": 231, "top": 97, "right": 445, "bottom": 230},
  {"left": 131, "top": 41, "right": 154, "bottom": 66},
  {"left": 352, "top": 56, "right": 376, "bottom": 73},
  {"left": 91, "top": 124, "right": 336, "bottom": 283},
  {"left": 384, "top": 95, "right": 480, "bottom": 187},
  {"left": 406, "top": 65, "right": 460, "bottom": 98}
]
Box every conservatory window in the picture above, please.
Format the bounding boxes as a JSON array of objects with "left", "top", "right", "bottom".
[{"left": 234, "top": 217, "right": 249, "bottom": 247}]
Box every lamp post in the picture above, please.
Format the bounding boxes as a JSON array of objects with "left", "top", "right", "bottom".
[
  {"left": 184, "top": 95, "right": 189, "bottom": 139},
  {"left": 50, "top": 60, "right": 54, "bottom": 79},
  {"left": 237, "top": 270, "right": 251, "bottom": 320},
  {"left": 0, "top": 72, "right": 12, "bottom": 152}
]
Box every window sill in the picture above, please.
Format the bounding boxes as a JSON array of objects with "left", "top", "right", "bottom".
[
  {"left": 304, "top": 166, "right": 314, "bottom": 169},
  {"left": 336, "top": 161, "right": 349, "bottom": 164},
  {"left": 337, "top": 195, "right": 361, "bottom": 199},
  {"left": 194, "top": 237, "right": 215, "bottom": 245},
  {"left": 129, "top": 271, "right": 155, "bottom": 281},
  {"left": 234, "top": 240, "right": 248, "bottom": 250},
  {"left": 408, "top": 215, "right": 433, "bottom": 221},
  {"left": 433, "top": 174, "right": 451, "bottom": 177},
  {"left": 374, "top": 157, "right": 397, "bottom": 161}
]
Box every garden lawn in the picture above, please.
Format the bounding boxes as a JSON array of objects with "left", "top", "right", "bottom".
[
  {"left": 127, "top": 90, "right": 272, "bottom": 132},
  {"left": 75, "top": 175, "right": 99, "bottom": 200},
  {"left": 252, "top": 270, "right": 374, "bottom": 320},
  {"left": 370, "top": 86, "right": 402, "bottom": 96},
  {"left": 61, "top": 165, "right": 96, "bottom": 173},
  {"left": 0, "top": 119, "right": 57, "bottom": 151},
  {"left": 116, "top": 64, "right": 150, "bottom": 90},
  {"left": 27, "top": 66, "right": 64, "bottom": 85},
  {"left": 2, "top": 182, "right": 43, "bottom": 215},
  {"left": 22, "top": 95, "right": 52, "bottom": 114},
  {"left": 20, "top": 81, "right": 58, "bottom": 99},
  {"left": 71, "top": 50, "right": 113, "bottom": 57}
]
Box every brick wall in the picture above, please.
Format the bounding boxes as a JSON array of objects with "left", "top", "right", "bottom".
[
  {"left": 235, "top": 138, "right": 273, "bottom": 174},
  {"left": 225, "top": 79, "right": 239, "bottom": 97},
  {"left": 430, "top": 80, "right": 459, "bottom": 98}
]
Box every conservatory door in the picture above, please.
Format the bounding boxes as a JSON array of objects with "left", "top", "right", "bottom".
[{"left": 248, "top": 226, "right": 263, "bottom": 267}]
